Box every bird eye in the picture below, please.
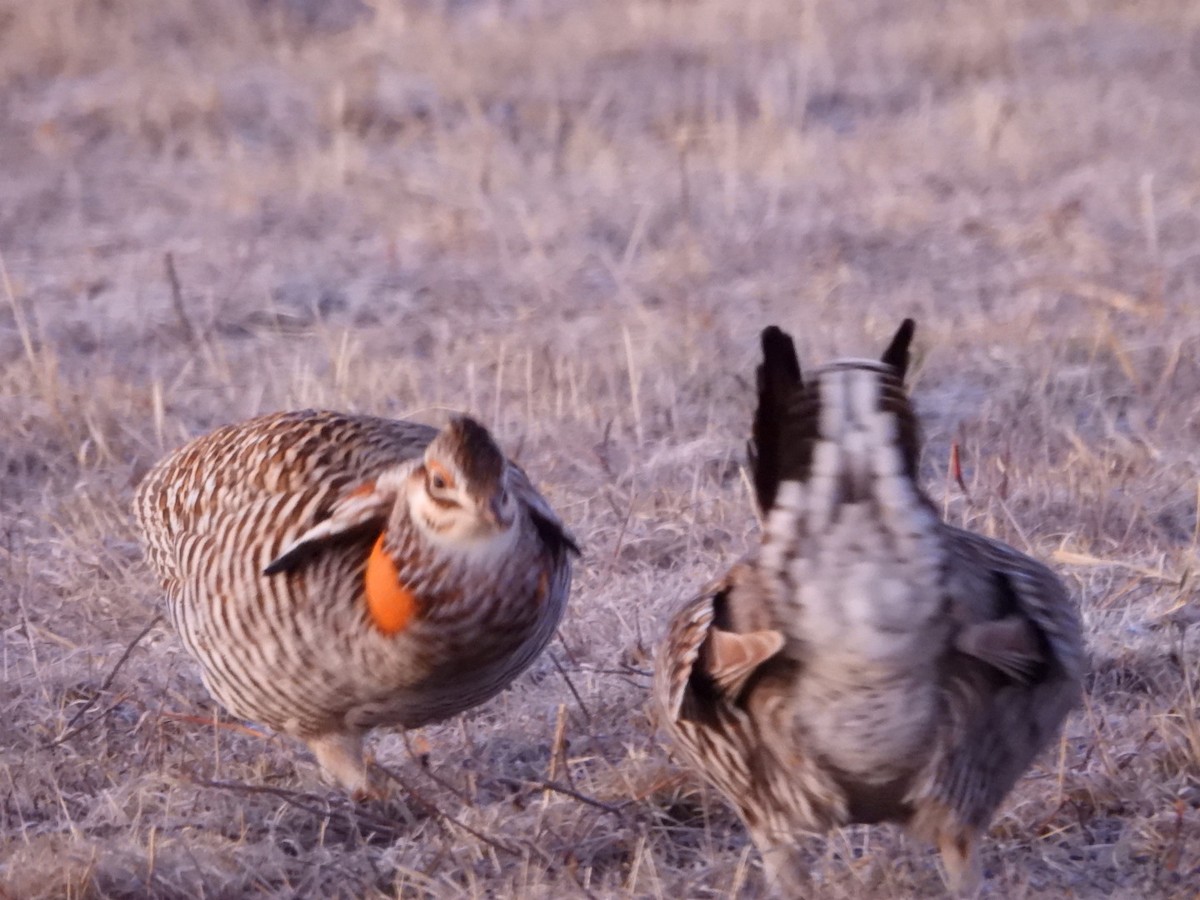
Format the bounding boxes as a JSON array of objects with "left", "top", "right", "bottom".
[{"left": 429, "top": 473, "right": 447, "bottom": 491}]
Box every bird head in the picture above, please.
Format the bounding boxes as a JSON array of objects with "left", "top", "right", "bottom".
[{"left": 408, "top": 416, "right": 518, "bottom": 546}]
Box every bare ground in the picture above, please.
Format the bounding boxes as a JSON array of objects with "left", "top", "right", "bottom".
[{"left": 1, "top": 0, "right": 1199, "bottom": 896}]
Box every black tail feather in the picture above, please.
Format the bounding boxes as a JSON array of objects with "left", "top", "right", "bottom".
[
  {"left": 749, "top": 326, "right": 803, "bottom": 514},
  {"left": 880, "top": 318, "right": 916, "bottom": 380}
]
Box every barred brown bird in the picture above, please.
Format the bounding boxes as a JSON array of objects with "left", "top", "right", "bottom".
[
  {"left": 136, "top": 409, "right": 577, "bottom": 798},
  {"left": 655, "top": 321, "right": 1084, "bottom": 892}
]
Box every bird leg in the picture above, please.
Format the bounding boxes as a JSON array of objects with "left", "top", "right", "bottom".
[
  {"left": 306, "top": 731, "right": 378, "bottom": 801},
  {"left": 937, "top": 825, "right": 981, "bottom": 897},
  {"left": 753, "top": 837, "right": 814, "bottom": 899}
]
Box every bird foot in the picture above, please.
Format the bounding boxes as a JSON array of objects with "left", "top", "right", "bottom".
[
  {"left": 938, "top": 829, "right": 982, "bottom": 898},
  {"left": 306, "top": 732, "right": 379, "bottom": 799}
]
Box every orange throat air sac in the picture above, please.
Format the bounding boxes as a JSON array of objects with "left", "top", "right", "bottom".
[{"left": 364, "top": 534, "right": 417, "bottom": 635}]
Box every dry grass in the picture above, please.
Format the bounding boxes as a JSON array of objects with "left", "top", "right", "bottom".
[{"left": 2, "top": 0, "right": 1199, "bottom": 896}]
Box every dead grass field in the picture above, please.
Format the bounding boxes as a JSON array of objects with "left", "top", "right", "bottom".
[{"left": 2, "top": 0, "right": 1199, "bottom": 896}]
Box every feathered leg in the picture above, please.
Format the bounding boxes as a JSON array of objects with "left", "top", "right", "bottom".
[
  {"left": 307, "top": 731, "right": 377, "bottom": 800},
  {"left": 937, "top": 824, "right": 982, "bottom": 897}
]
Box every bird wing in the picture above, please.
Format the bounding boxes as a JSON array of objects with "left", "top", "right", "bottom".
[
  {"left": 909, "top": 525, "right": 1085, "bottom": 832},
  {"left": 656, "top": 565, "right": 786, "bottom": 722},
  {"left": 262, "top": 471, "right": 405, "bottom": 575},
  {"left": 655, "top": 576, "right": 783, "bottom": 808},
  {"left": 656, "top": 587, "right": 721, "bottom": 725},
  {"left": 655, "top": 567, "right": 850, "bottom": 848},
  {"left": 943, "top": 525, "right": 1085, "bottom": 692},
  {"left": 507, "top": 462, "right": 581, "bottom": 560}
]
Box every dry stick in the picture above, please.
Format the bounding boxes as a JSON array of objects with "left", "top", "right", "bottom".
[
  {"left": 494, "top": 776, "right": 627, "bottom": 817},
  {"left": 375, "top": 763, "right": 525, "bottom": 858},
  {"left": 1, "top": 249, "right": 72, "bottom": 443},
  {"left": 567, "top": 870, "right": 603, "bottom": 900},
  {"left": 950, "top": 441, "right": 970, "bottom": 498},
  {"left": 549, "top": 651, "right": 593, "bottom": 723},
  {"left": 192, "top": 779, "right": 406, "bottom": 840},
  {"left": 739, "top": 463, "right": 764, "bottom": 529},
  {"left": 548, "top": 700, "right": 583, "bottom": 793},
  {"left": 555, "top": 629, "right": 582, "bottom": 667},
  {"left": 163, "top": 252, "right": 200, "bottom": 349},
  {"left": 0, "top": 250, "right": 37, "bottom": 371},
  {"left": 47, "top": 615, "right": 163, "bottom": 747},
  {"left": 156, "top": 710, "right": 272, "bottom": 740},
  {"left": 600, "top": 487, "right": 637, "bottom": 586},
  {"left": 547, "top": 703, "right": 568, "bottom": 784},
  {"left": 46, "top": 692, "right": 135, "bottom": 746},
  {"left": 582, "top": 665, "right": 653, "bottom": 680},
  {"left": 396, "top": 751, "right": 476, "bottom": 808},
  {"left": 996, "top": 497, "right": 1035, "bottom": 554}
]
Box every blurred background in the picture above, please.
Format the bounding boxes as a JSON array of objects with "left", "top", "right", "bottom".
[
  {"left": 4, "top": 0, "right": 1196, "bottom": 388},
  {"left": 2, "top": 1, "right": 1198, "bottom": 897}
]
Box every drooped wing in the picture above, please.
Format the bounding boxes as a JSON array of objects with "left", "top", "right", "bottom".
[
  {"left": 656, "top": 563, "right": 789, "bottom": 722},
  {"left": 654, "top": 566, "right": 847, "bottom": 848},
  {"left": 909, "top": 525, "right": 1085, "bottom": 832},
  {"left": 944, "top": 525, "right": 1085, "bottom": 694},
  {"left": 654, "top": 572, "right": 787, "bottom": 816},
  {"left": 655, "top": 586, "right": 721, "bottom": 726}
]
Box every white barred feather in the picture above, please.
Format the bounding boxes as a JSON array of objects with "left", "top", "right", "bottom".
[{"left": 655, "top": 324, "right": 1084, "bottom": 892}]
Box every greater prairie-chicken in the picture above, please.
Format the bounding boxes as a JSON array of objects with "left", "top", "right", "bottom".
[
  {"left": 136, "top": 410, "right": 577, "bottom": 797},
  {"left": 655, "top": 321, "right": 1083, "bottom": 891}
]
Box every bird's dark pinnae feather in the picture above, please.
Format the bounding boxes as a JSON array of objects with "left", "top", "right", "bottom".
[{"left": 751, "top": 326, "right": 804, "bottom": 513}]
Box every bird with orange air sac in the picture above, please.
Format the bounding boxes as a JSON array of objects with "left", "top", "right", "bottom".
[{"left": 136, "top": 409, "right": 578, "bottom": 798}]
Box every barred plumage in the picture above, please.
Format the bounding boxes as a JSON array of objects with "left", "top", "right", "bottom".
[
  {"left": 655, "top": 321, "right": 1084, "bottom": 891},
  {"left": 136, "top": 409, "right": 577, "bottom": 797}
]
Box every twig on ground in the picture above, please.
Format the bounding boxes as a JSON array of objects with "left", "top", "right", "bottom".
[
  {"left": 156, "top": 710, "right": 274, "bottom": 740},
  {"left": 164, "top": 252, "right": 201, "bottom": 349},
  {"left": 399, "top": 749, "right": 477, "bottom": 808},
  {"left": 191, "top": 778, "right": 407, "bottom": 840},
  {"left": 375, "top": 763, "right": 525, "bottom": 858},
  {"left": 550, "top": 650, "right": 593, "bottom": 723},
  {"left": 495, "top": 775, "right": 628, "bottom": 817},
  {"left": 46, "top": 616, "right": 162, "bottom": 748}
]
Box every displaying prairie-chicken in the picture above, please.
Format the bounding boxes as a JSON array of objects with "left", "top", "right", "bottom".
[
  {"left": 655, "top": 321, "right": 1084, "bottom": 891},
  {"left": 136, "top": 410, "right": 577, "bottom": 798}
]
